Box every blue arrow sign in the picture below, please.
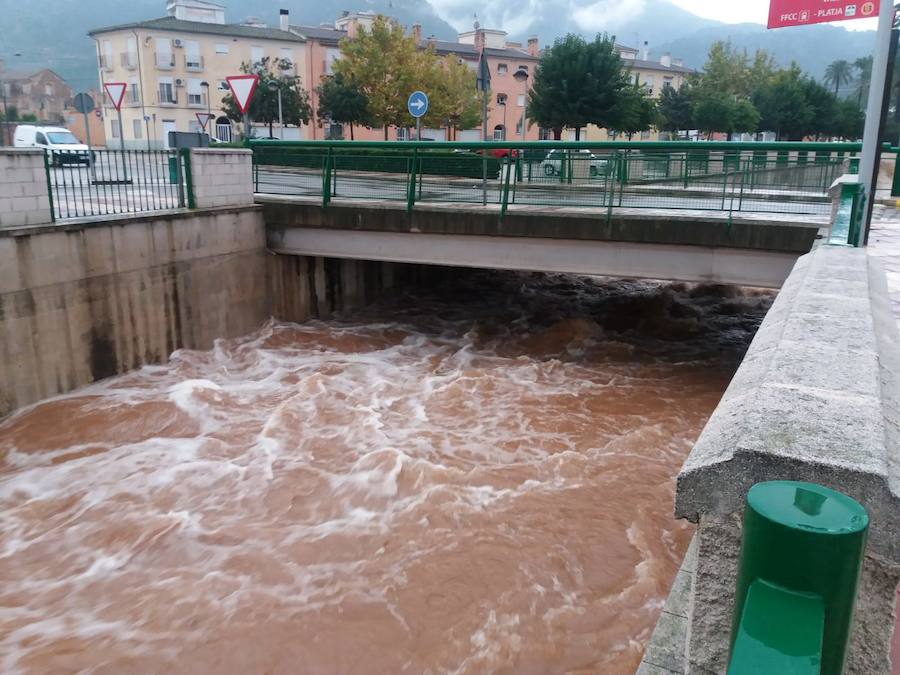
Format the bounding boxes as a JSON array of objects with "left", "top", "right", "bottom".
[{"left": 407, "top": 91, "right": 429, "bottom": 119}]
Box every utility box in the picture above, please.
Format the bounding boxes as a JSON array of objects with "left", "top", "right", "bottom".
[{"left": 167, "top": 131, "right": 210, "bottom": 149}]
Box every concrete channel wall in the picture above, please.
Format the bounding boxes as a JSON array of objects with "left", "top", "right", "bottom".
[{"left": 642, "top": 245, "right": 900, "bottom": 674}]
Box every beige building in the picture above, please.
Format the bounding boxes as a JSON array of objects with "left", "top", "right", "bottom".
[
  {"left": 89, "top": 0, "right": 307, "bottom": 148},
  {"left": 0, "top": 65, "right": 73, "bottom": 124}
]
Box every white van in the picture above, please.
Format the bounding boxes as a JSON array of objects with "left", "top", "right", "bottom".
[{"left": 13, "top": 125, "right": 91, "bottom": 166}]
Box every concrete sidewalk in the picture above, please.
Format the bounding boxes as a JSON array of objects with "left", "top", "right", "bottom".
[{"left": 865, "top": 204, "right": 900, "bottom": 675}]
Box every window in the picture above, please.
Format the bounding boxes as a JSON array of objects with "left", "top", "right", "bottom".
[
  {"left": 496, "top": 93, "right": 507, "bottom": 105},
  {"left": 325, "top": 48, "right": 341, "bottom": 75},
  {"left": 156, "top": 38, "right": 174, "bottom": 68},
  {"left": 497, "top": 63, "right": 508, "bottom": 75},
  {"left": 187, "top": 79, "right": 204, "bottom": 106},
  {"left": 133, "top": 118, "right": 143, "bottom": 138},
  {"left": 35, "top": 131, "right": 48, "bottom": 145},
  {"left": 128, "top": 78, "right": 139, "bottom": 104},
  {"left": 517, "top": 65, "right": 529, "bottom": 73},
  {"left": 158, "top": 78, "right": 175, "bottom": 104},
  {"left": 215, "top": 43, "right": 229, "bottom": 54},
  {"left": 517, "top": 94, "right": 525, "bottom": 107},
  {"left": 110, "top": 122, "right": 120, "bottom": 139},
  {"left": 279, "top": 48, "right": 294, "bottom": 68},
  {"left": 663, "top": 77, "right": 674, "bottom": 89},
  {"left": 47, "top": 131, "right": 79, "bottom": 144},
  {"left": 493, "top": 124, "right": 505, "bottom": 141},
  {"left": 101, "top": 40, "right": 113, "bottom": 69},
  {"left": 396, "top": 127, "right": 408, "bottom": 141},
  {"left": 251, "top": 45, "right": 264, "bottom": 64},
  {"left": 515, "top": 117, "right": 523, "bottom": 135},
  {"left": 185, "top": 41, "right": 202, "bottom": 69}
]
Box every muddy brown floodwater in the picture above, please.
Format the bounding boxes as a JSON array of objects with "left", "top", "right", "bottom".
[{"left": 0, "top": 271, "right": 773, "bottom": 675}]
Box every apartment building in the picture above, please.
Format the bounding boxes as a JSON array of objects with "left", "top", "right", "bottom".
[
  {"left": 0, "top": 66, "right": 73, "bottom": 124},
  {"left": 292, "top": 12, "right": 541, "bottom": 141},
  {"left": 89, "top": 0, "right": 306, "bottom": 148}
]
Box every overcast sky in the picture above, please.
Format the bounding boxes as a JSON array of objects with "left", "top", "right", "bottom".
[{"left": 669, "top": 0, "right": 876, "bottom": 30}]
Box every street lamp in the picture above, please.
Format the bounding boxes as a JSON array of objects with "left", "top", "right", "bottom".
[
  {"left": 513, "top": 68, "right": 529, "bottom": 141},
  {"left": 498, "top": 94, "right": 506, "bottom": 140},
  {"left": 267, "top": 79, "right": 283, "bottom": 140}
]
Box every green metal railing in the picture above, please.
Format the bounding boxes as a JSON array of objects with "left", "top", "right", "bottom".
[
  {"left": 728, "top": 481, "right": 868, "bottom": 675},
  {"left": 250, "top": 140, "right": 862, "bottom": 220},
  {"left": 46, "top": 149, "right": 188, "bottom": 221}
]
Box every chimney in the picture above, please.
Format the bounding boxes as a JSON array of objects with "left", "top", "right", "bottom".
[
  {"left": 661, "top": 52, "right": 672, "bottom": 68},
  {"left": 412, "top": 23, "right": 422, "bottom": 44},
  {"left": 642, "top": 40, "right": 649, "bottom": 61},
  {"left": 527, "top": 35, "right": 539, "bottom": 57},
  {"left": 279, "top": 9, "right": 289, "bottom": 31}
]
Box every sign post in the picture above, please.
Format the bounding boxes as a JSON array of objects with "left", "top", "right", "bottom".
[
  {"left": 196, "top": 112, "right": 214, "bottom": 145},
  {"left": 73, "top": 92, "right": 96, "bottom": 181},
  {"left": 407, "top": 90, "right": 429, "bottom": 141},
  {"left": 226, "top": 75, "right": 259, "bottom": 141},
  {"left": 104, "top": 82, "right": 128, "bottom": 181}
]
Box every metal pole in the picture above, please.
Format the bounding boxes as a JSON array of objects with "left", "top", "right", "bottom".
[
  {"left": 481, "top": 89, "right": 488, "bottom": 206},
  {"left": 82, "top": 109, "right": 96, "bottom": 182},
  {"left": 278, "top": 88, "right": 283, "bottom": 140},
  {"left": 416, "top": 116, "right": 421, "bottom": 141},
  {"left": 118, "top": 110, "right": 128, "bottom": 181},
  {"left": 857, "top": 0, "right": 895, "bottom": 245},
  {"left": 243, "top": 113, "right": 250, "bottom": 141},
  {"left": 1, "top": 80, "right": 9, "bottom": 146}
]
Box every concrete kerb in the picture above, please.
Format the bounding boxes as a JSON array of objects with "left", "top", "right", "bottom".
[{"left": 671, "top": 245, "right": 900, "bottom": 673}]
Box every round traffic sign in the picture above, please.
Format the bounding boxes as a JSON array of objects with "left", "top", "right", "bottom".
[
  {"left": 407, "top": 91, "right": 429, "bottom": 119},
  {"left": 73, "top": 92, "right": 95, "bottom": 114}
]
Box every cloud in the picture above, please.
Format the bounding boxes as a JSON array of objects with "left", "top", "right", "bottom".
[{"left": 427, "top": 0, "right": 647, "bottom": 37}]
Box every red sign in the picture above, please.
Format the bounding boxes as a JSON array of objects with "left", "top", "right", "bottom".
[
  {"left": 103, "top": 82, "right": 127, "bottom": 111},
  {"left": 768, "top": 0, "right": 879, "bottom": 28},
  {"left": 226, "top": 75, "right": 258, "bottom": 115}
]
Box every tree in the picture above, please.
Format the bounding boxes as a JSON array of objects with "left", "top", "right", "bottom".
[
  {"left": 834, "top": 98, "right": 864, "bottom": 140},
  {"left": 802, "top": 78, "right": 838, "bottom": 139},
  {"left": 0, "top": 105, "right": 19, "bottom": 122},
  {"left": 423, "top": 56, "right": 482, "bottom": 138},
  {"left": 855, "top": 55, "right": 873, "bottom": 109},
  {"left": 824, "top": 59, "right": 854, "bottom": 97},
  {"left": 221, "top": 56, "right": 311, "bottom": 137},
  {"left": 611, "top": 84, "right": 658, "bottom": 139},
  {"left": 316, "top": 72, "right": 370, "bottom": 140},
  {"left": 332, "top": 15, "right": 429, "bottom": 138},
  {"left": 657, "top": 84, "right": 694, "bottom": 137},
  {"left": 528, "top": 33, "right": 630, "bottom": 140},
  {"left": 692, "top": 91, "right": 735, "bottom": 138},
  {"left": 753, "top": 66, "right": 812, "bottom": 140}
]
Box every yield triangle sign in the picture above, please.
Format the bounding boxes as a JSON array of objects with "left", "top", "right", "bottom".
[
  {"left": 196, "top": 112, "right": 215, "bottom": 132},
  {"left": 226, "top": 75, "right": 258, "bottom": 115},
  {"left": 104, "top": 82, "right": 127, "bottom": 111}
]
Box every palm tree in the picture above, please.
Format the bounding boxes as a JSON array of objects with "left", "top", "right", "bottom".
[
  {"left": 855, "top": 55, "right": 874, "bottom": 109},
  {"left": 824, "top": 59, "right": 853, "bottom": 97}
]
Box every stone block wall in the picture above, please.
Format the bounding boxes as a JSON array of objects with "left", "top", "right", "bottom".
[
  {"left": 0, "top": 149, "right": 52, "bottom": 228},
  {"left": 189, "top": 148, "right": 253, "bottom": 209},
  {"left": 0, "top": 206, "right": 268, "bottom": 416}
]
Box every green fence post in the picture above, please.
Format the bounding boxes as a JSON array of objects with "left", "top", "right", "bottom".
[
  {"left": 727, "top": 481, "right": 868, "bottom": 675},
  {"left": 42, "top": 150, "right": 56, "bottom": 223},
  {"left": 892, "top": 152, "right": 900, "bottom": 198},
  {"left": 181, "top": 148, "right": 196, "bottom": 209}
]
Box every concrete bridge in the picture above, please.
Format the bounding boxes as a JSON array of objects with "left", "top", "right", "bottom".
[{"left": 1, "top": 146, "right": 897, "bottom": 674}]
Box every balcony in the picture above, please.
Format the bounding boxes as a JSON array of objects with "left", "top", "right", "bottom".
[
  {"left": 120, "top": 52, "right": 138, "bottom": 69},
  {"left": 155, "top": 53, "right": 175, "bottom": 70},
  {"left": 99, "top": 55, "right": 114, "bottom": 71},
  {"left": 184, "top": 55, "right": 204, "bottom": 72},
  {"left": 124, "top": 91, "right": 140, "bottom": 107}
]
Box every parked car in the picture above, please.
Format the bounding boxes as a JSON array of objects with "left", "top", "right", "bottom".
[
  {"left": 13, "top": 125, "right": 91, "bottom": 166},
  {"left": 540, "top": 149, "right": 609, "bottom": 178}
]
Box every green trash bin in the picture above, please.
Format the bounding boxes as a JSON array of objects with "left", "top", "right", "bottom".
[
  {"left": 168, "top": 156, "right": 179, "bottom": 184},
  {"left": 728, "top": 481, "right": 868, "bottom": 675}
]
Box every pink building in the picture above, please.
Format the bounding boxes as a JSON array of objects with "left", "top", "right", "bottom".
[{"left": 292, "top": 13, "right": 541, "bottom": 142}]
